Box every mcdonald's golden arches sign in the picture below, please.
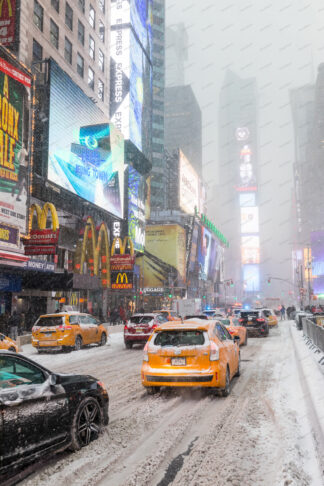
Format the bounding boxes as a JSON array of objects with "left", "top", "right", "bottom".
[{"left": 23, "top": 203, "right": 60, "bottom": 256}]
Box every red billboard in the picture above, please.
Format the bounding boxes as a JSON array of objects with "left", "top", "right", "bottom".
[{"left": 0, "top": 0, "right": 17, "bottom": 46}]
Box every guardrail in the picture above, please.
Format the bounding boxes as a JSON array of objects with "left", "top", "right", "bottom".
[{"left": 302, "top": 318, "right": 324, "bottom": 353}]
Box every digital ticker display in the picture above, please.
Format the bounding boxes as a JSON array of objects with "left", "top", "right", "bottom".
[{"left": 48, "top": 61, "right": 124, "bottom": 218}]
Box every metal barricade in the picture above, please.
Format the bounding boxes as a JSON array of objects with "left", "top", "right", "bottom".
[{"left": 302, "top": 318, "right": 324, "bottom": 353}]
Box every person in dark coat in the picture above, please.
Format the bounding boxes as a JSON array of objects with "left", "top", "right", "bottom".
[{"left": 9, "top": 311, "right": 20, "bottom": 341}]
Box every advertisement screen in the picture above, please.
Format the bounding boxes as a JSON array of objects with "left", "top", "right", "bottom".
[
  {"left": 179, "top": 150, "right": 199, "bottom": 215},
  {"left": 311, "top": 231, "right": 324, "bottom": 294},
  {"left": 241, "top": 207, "right": 259, "bottom": 234},
  {"left": 208, "top": 236, "right": 220, "bottom": 282},
  {"left": 189, "top": 224, "right": 198, "bottom": 273},
  {"left": 131, "top": 0, "right": 153, "bottom": 56},
  {"left": 239, "top": 193, "right": 256, "bottom": 207},
  {"left": 243, "top": 264, "right": 260, "bottom": 292},
  {"left": 241, "top": 236, "right": 260, "bottom": 264},
  {"left": 48, "top": 61, "right": 124, "bottom": 218},
  {"left": 0, "top": 57, "right": 31, "bottom": 235},
  {"left": 0, "top": 0, "right": 16, "bottom": 46},
  {"left": 128, "top": 166, "right": 145, "bottom": 252},
  {"left": 144, "top": 225, "right": 186, "bottom": 288},
  {"left": 197, "top": 226, "right": 212, "bottom": 280}
]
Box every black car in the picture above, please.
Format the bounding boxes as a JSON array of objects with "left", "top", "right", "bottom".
[
  {"left": 238, "top": 310, "right": 269, "bottom": 336},
  {"left": 0, "top": 351, "right": 109, "bottom": 480}
]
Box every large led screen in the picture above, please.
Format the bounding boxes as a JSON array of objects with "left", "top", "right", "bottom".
[
  {"left": 241, "top": 207, "right": 259, "bottom": 234},
  {"left": 179, "top": 151, "right": 199, "bottom": 215},
  {"left": 243, "top": 264, "right": 260, "bottom": 292},
  {"left": 241, "top": 236, "right": 260, "bottom": 264},
  {"left": 311, "top": 231, "right": 324, "bottom": 294},
  {"left": 128, "top": 166, "right": 145, "bottom": 252},
  {"left": 144, "top": 225, "right": 186, "bottom": 289},
  {"left": 197, "top": 225, "right": 212, "bottom": 281},
  {"left": 239, "top": 192, "right": 256, "bottom": 207},
  {"left": 48, "top": 61, "right": 124, "bottom": 218}
]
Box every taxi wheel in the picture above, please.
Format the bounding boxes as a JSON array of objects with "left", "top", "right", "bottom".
[
  {"left": 125, "top": 341, "right": 133, "bottom": 349},
  {"left": 8, "top": 346, "right": 16, "bottom": 352},
  {"left": 74, "top": 336, "right": 82, "bottom": 351},
  {"left": 146, "top": 386, "right": 160, "bottom": 395},
  {"left": 99, "top": 333, "right": 107, "bottom": 346},
  {"left": 222, "top": 367, "right": 231, "bottom": 397},
  {"left": 70, "top": 397, "right": 103, "bottom": 451}
]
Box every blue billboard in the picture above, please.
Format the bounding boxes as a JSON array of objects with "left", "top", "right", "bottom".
[
  {"left": 131, "top": 0, "right": 153, "bottom": 56},
  {"left": 48, "top": 60, "right": 124, "bottom": 218},
  {"left": 243, "top": 264, "right": 260, "bottom": 292},
  {"left": 128, "top": 166, "right": 145, "bottom": 252},
  {"left": 311, "top": 231, "right": 324, "bottom": 294}
]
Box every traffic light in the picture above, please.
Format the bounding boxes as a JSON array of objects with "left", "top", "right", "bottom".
[
  {"left": 267, "top": 278, "right": 271, "bottom": 285},
  {"left": 133, "top": 295, "right": 137, "bottom": 300},
  {"left": 202, "top": 295, "right": 206, "bottom": 299},
  {"left": 168, "top": 293, "right": 173, "bottom": 298}
]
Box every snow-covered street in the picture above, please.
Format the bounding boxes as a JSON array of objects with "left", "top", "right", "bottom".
[{"left": 15, "top": 321, "right": 324, "bottom": 486}]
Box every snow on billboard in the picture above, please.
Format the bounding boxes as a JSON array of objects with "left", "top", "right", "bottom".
[{"left": 179, "top": 150, "right": 199, "bottom": 215}]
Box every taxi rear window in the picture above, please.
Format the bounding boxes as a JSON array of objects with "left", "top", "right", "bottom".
[
  {"left": 154, "top": 330, "right": 205, "bottom": 347},
  {"left": 36, "top": 316, "right": 64, "bottom": 327}
]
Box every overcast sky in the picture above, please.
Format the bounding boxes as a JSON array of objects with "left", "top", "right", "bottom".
[{"left": 165, "top": 0, "right": 324, "bottom": 298}]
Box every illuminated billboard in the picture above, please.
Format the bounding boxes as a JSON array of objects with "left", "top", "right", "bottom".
[
  {"left": 241, "top": 207, "right": 259, "bottom": 234},
  {"left": 128, "top": 166, "right": 145, "bottom": 252},
  {"left": 110, "top": 1, "right": 152, "bottom": 159},
  {"left": 179, "top": 151, "right": 199, "bottom": 215},
  {"left": 311, "top": 231, "right": 324, "bottom": 294},
  {"left": 197, "top": 225, "right": 212, "bottom": 281},
  {"left": 239, "top": 193, "right": 256, "bottom": 207},
  {"left": 243, "top": 264, "right": 260, "bottom": 292},
  {"left": 48, "top": 61, "right": 124, "bottom": 218},
  {"left": 144, "top": 225, "right": 186, "bottom": 288},
  {"left": 0, "top": 57, "right": 31, "bottom": 235},
  {"left": 241, "top": 236, "right": 260, "bottom": 264}
]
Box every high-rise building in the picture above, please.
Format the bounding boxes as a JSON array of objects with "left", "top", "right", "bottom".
[
  {"left": 18, "top": 0, "right": 109, "bottom": 112},
  {"left": 150, "top": 0, "right": 166, "bottom": 210},
  {"left": 165, "top": 24, "right": 187, "bottom": 87},
  {"left": 164, "top": 85, "right": 202, "bottom": 177},
  {"left": 216, "top": 70, "right": 259, "bottom": 300}
]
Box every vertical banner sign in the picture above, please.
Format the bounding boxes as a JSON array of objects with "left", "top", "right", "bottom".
[
  {"left": 0, "top": 0, "right": 16, "bottom": 46},
  {"left": 0, "top": 57, "right": 31, "bottom": 235}
]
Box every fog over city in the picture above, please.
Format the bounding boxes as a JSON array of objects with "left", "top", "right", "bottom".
[{"left": 166, "top": 0, "right": 324, "bottom": 298}]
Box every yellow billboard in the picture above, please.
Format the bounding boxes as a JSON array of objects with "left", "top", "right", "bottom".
[{"left": 144, "top": 224, "right": 186, "bottom": 289}]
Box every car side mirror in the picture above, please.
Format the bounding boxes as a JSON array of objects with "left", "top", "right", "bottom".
[
  {"left": 233, "top": 336, "right": 240, "bottom": 343},
  {"left": 49, "top": 374, "right": 57, "bottom": 386}
]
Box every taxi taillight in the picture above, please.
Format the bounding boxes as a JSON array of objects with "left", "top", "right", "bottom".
[
  {"left": 143, "top": 342, "right": 149, "bottom": 362},
  {"left": 209, "top": 342, "right": 219, "bottom": 361}
]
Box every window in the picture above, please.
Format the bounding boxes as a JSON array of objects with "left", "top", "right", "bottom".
[
  {"left": 64, "top": 37, "right": 72, "bottom": 64},
  {"left": 77, "top": 53, "right": 84, "bottom": 77},
  {"left": 0, "top": 356, "right": 45, "bottom": 389},
  {"left": 50, "top": 19, "right": 59, "bottom": 49},
  {"left": 98, "top": 48, "right": 104, "bottom": 71},
  {"left": 65, "top": 2, "right": 73, "bottom": 30},
  {"left": 88, "top": 67, "right": 94, "bottom": 90},
  {"left": 51, "top": 0, "right": 59, "bottom": 12},
  {"left": 89, "top": 35, "right": 95, "bottom": 60},
  {"left": 98, "top": 0, "right": 105, "bottom": 13},
  {"left": 154, "top": 331, "right": 205, "bottom": 347},
  {"left": 98, "top": 79, "right": 104, "bottom": 101},
  {"left": 33, "top": 0, "right": 44, "bottom": 31},
  {"left": 89, "top": 5, "right": 95, "bottom": 28},
  {"left": 78, "top": 0, "right": 85, "bottom": 13},
  {"left": 32, "top": 39, "right": 43, "bottom": 63},
  {"left": 78, "top": 20, "right": 85, "bottom": 45},
  {"left": 99, "top": 20, "right": 105, "bottom": 43}
]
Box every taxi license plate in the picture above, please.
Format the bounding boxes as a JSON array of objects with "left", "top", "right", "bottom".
[{"left": 171, "top": 357, "right": 186, "bottom": 366}]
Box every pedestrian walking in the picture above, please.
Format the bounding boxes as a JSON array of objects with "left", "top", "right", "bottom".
[
  {"left": 9, "top": 311, "right": 20, "bottom": 341},
  {"left": 280, "top": 305, "right": 286, "bottom": 321}
]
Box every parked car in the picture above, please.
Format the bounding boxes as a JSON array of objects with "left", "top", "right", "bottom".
[
  {"left": 141, "top": 319, "right": 240, "bottom": 396},
  {"left": 0, "top": 333, "right": 18, "bottom": 352},
  {"left": 153, "top": 310, "right": 181, "bottom": 321},
  {"left": 238, "top": 309, "right": 269, "bottom": 336},
  {"left": 32, "top": 313, "right": 107, "bottom": 352},
  {"left": 260, "top": 308, "right": 278, "bottom": 327},
  {"left": 219, "top": 318, "right": 248, "bottom": 346},
  {"left": 0, "top": 351, "right": 109, "bottom": 479},
  {"left": 124, "top": 313, "right": 167, "bottom": 349}
]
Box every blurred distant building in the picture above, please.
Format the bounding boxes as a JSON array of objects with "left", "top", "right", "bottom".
[
  {"left": 165, "top": 24, "right": 188, "bottom": 87},
  {"left": 164, "top": 85, "right": 202, "bottom": 177}
]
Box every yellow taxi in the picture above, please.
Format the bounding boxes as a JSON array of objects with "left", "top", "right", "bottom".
[
  {"left": 32, "top": 313, "right": 107, "bottom": 352},
  {"left": 0, "top": 333, "right": 18, "bottom": 352},
  {"left": 219, "top": 317, "right": 248, "bottom": 346},
  {"left": 261, "top": 309, "right": 278, "bottom": 327},
  {"left": 153, "top": 310, "right": 181, "bottom": 322},
  {"left": 141, "top": 319, "right": 240, "bottom": 396}
]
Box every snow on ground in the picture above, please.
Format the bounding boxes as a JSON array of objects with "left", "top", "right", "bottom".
[{"left": 17, "top": 320, "right": 324, "bottom": 486}]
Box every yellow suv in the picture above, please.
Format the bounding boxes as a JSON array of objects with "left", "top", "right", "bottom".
[
  {"left": 32, "top": 313, "right": 107, "bottom": 352},
  {"left": 0, "top": 333, "right": 18, "bottom": 352}
]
